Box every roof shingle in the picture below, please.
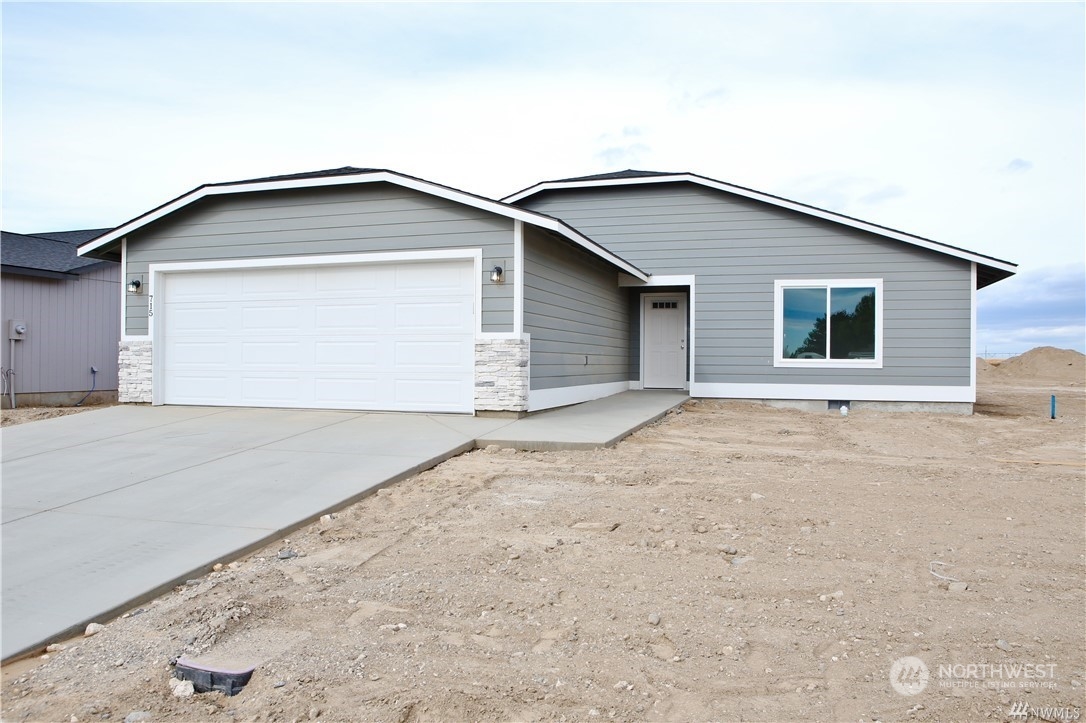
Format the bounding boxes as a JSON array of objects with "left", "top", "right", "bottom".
[{"left": 2, "top": 230, "right": 113, "bottom": 274}]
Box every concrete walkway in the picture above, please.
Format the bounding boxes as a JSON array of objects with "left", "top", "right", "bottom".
[{"left": 1, "top": 391, "right": 685, "bottom": 661}]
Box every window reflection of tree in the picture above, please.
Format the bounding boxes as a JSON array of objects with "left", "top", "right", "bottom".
[{"left": 792, "top": 291, "right": 875, "bottom": 360}]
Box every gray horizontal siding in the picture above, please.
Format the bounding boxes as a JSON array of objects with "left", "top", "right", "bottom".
[
  {"left": 124, "top": 183, "right": 513, "bottom": 335},
  {"left": 1, "top": 263, "right": 121, "bottom": 394},
  {"left": 523, "top": 183, "right": 972, "bottom": 387},
  {"left": 523, "top": 226, "right": 629, "bottom": 391}
]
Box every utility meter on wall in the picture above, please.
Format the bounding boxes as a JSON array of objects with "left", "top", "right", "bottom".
[{"left": 8, "top": 320, "right": 27, "bottom": 340}]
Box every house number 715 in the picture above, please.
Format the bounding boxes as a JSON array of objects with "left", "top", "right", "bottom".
[{"left": 148, "top": 295, "right": 153, "bottom": 318}]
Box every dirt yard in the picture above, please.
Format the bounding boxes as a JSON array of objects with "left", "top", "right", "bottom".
[
  {"left": 3, "top": 348, "right": 1084, "bottom": 723},
  {"left": 1, "top": 403, "right": 114, "bottom": 428}
]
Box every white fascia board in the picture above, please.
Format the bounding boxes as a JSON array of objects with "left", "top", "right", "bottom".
[
  {"left": 689, "top": 382, "right": 974, "bottom": 404},
  {"left": 504, "top": 174, "right": 1017, "bottom": 275},
  {"left": 78, "top": 171, "right": 649, "bottom": 282}
]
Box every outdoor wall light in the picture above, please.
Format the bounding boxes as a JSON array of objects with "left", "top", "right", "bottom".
[
  {"left": 127, "top": 279, "right": 143, "bottom": 294},
  {"left": 491, "top": 265, "right": 504, "bottom": 283}
]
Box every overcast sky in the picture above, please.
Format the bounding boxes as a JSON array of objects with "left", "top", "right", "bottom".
[{"left": 3, "top": 2, "right": 1083, "bottom": 353}]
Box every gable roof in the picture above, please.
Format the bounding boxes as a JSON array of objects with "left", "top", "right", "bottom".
[
  {"left": 502, "top": 170, "right": 1017, "bottom": 289},
  {"left": 2, "top": 229, "right": 114, "bottom": 277},
  {"left": 77, "top": 167, "right": 649, "bottom": 281}
]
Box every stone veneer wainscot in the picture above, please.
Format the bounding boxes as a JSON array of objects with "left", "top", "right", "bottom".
[
  {"left": 474, "top": 338, "right": 529, "bottom": 412},
  {"left": 118, "top": 340, "right": 153, "bottom": 403}
]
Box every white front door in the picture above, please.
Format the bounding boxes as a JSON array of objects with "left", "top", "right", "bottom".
[{"left": 643, "top": 294, "right": 687, "bottom": 389}]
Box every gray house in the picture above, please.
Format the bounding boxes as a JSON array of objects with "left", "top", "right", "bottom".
[
  {"left": 2, "top": 229, "right": 120, "bottom": 407},
  {"left": 76, "top": 167, "right": 1015, "bottom": 415}
]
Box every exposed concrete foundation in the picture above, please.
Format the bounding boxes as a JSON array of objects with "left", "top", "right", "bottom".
[
  {"left": 748, "top": 398, "right": 973, "bottom": 415},
  {"left": 1, "top": 390, "right": 117, "bottom": 409}
]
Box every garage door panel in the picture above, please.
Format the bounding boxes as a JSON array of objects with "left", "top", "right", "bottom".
[
  {"left": 241, "top": 341, "right": 304, "bottom": 366},
  {"left": 317, "top": 265, "right": 383, "bottom": 292},
  {"left": 313, "top": 378, "right": 379, "bottom": 406},
  {"left": 168, "top": 341, "right": 230, "bottom": 367},
  {"left": 241, "top": 268, "right": 304, "bottom": 297},
  {"left": 395, "top": 263, "right": 469, "bottom": 291},
  {"left": 393, "top": 378, "right": 469, "bottom": 409},
  {"left": 166, "top": 374, "right": 233, "bottom": 403},
  {"left": 166, "top": 272, "right": 233, "bottom": 302},
  {"left": 161, "top": 260, "right": 475, "bottom": 413},
  {"left": 168, "top": 306, "right": 231, "bottom": 333},
  {"left": 314, "top": 303, "right": 380, "bottom": 332},
  {"left": 242, "top": 305, "right": 305, "bottom": 330},
  {"left": 314, "top": 341, "right": 379, "bottom": 368},
  {"left": 241, "top": 375, "right": 302, "bottom": 404},
  {"left": 394, "top": 301, "right": 472, "bottom": 331},
  {"left": 394, "top": 340, "right": 472, "bottom": 369}
]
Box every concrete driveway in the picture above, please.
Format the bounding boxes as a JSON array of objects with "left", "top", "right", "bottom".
[
  {"left": 1, "top": 405, "right": 513, "bottom": 661},
  {"left": 1, "top": 391, "right": 686, "bottom": 662}
]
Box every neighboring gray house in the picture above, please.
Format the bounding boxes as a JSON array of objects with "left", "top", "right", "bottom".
[
  {"left": 76, "top": 167, "right": 1016, "bottom": 415},
  {"left": 1, "top": 229, "right": 120, "bottom": 407}
]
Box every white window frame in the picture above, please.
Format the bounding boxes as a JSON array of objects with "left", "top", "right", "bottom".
[{"left": 773, "top": 278, "right": 883, "bottom": 369}]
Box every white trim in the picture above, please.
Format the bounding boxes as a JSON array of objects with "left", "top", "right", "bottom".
[
  {"left": 618, "top": 273, "right": 696, "bottom": 288},
  {"left": 689, "top": 382, "right": 974, "bottom": 404},
  {"left": 773, "top": 278, "right": 883, "bottom": 369},
  {"left": 504, "top": 174, "right": 1016, "bottom": 274},
  {"left": 970, "top": 262, "right": 977, "bottom": 400},
  {"left": 527, "top": 381, "right": 630, "bottom": 412},
  {"left": 78, "top": 170, "right": 649, "bottom": 281},
  {"left": 640, "top": 292, "right": 690, "bottom": 390},
  {"left": 621, "top": 274, "right": 697, "bottom": 388},
  {"left": 147, "top": 250, "right": 484, "bottom": 406},
  {"left": 513, "top": 220, "right": 524, "bottom": 337}
]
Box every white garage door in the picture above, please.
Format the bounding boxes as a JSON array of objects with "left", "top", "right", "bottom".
[{"left": 159, "top": 260, "right": 475, "bottom": 413}]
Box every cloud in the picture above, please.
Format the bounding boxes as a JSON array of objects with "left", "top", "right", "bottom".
[
  {"left": 858, "top": 184, "right": 906, "bottom": 205},
  {"left": 778, "top": 174, "right": 907, "bottom": 213},
  {"left": 596, "top": 143, "right": 651, "bottom": 168},
  {"left": 978, "top": 263, "right": 1086, "bottom": 353},
  {"left": 1005, "top": 158, "right": 1033, "bottom": 173}
]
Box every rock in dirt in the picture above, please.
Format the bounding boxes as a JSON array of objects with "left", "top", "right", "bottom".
[
  {"left": 647, "top": 612, "right": 661, "bottom": 626},
  {"left": 277, "top": 549, "right": 298, "bottom": 560},
  {"left": 750, "top": 493, "right": 766, "bottom": 501},
  {"left": 84, "top": 623, "right": 104, "bottom": 637},
  {"left": 948, "top": 581, "right": 969, "bottom": 592},
  {"left": 996, "top": 639, "right": 1013, "bottom": 652},
  {"left": 172, "top": 680, "right": 195, "bottom": 698},
  {"left": 571, "top": 522, "right": 619, "bottom": 531},
  {"left": 717, "top": 544, "right": 738, "bottom": 555},
  {"left": 731, "top": 556, "right": 755, "bottom": 567},
  {"left": 124, "top": 712, "right": 152, "bottom": 723}
]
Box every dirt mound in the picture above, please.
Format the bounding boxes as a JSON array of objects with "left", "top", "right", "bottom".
[
  {"left": 994, "top": 346, "right": 1085, "bottom": 382},
  {"left": 976, "top": 356, "right": 993, "bottom": 373}
]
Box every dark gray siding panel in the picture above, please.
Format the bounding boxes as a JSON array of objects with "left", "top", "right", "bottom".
[
  {"left": 522, "top": 184, "right": 971, "bottom": 387},
  {"left": 124, "top": 183, "right": 513, "bottom": 335},
  {"left": 523, "top": 226, "right": 629, "bottom": 390},
  {"left": 1, "top": 263, "right": 121, "bottom": 393}
]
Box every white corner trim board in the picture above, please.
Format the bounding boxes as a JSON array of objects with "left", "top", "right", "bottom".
[
  {"left": 527, "top": 381, "right": 631, "bottom": 412},
  {"left": 689, "top": 382, "right": 974, "bottom": 404},
  {"left": 513, "top": 220, "right": 525, "bottom": 337}
]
